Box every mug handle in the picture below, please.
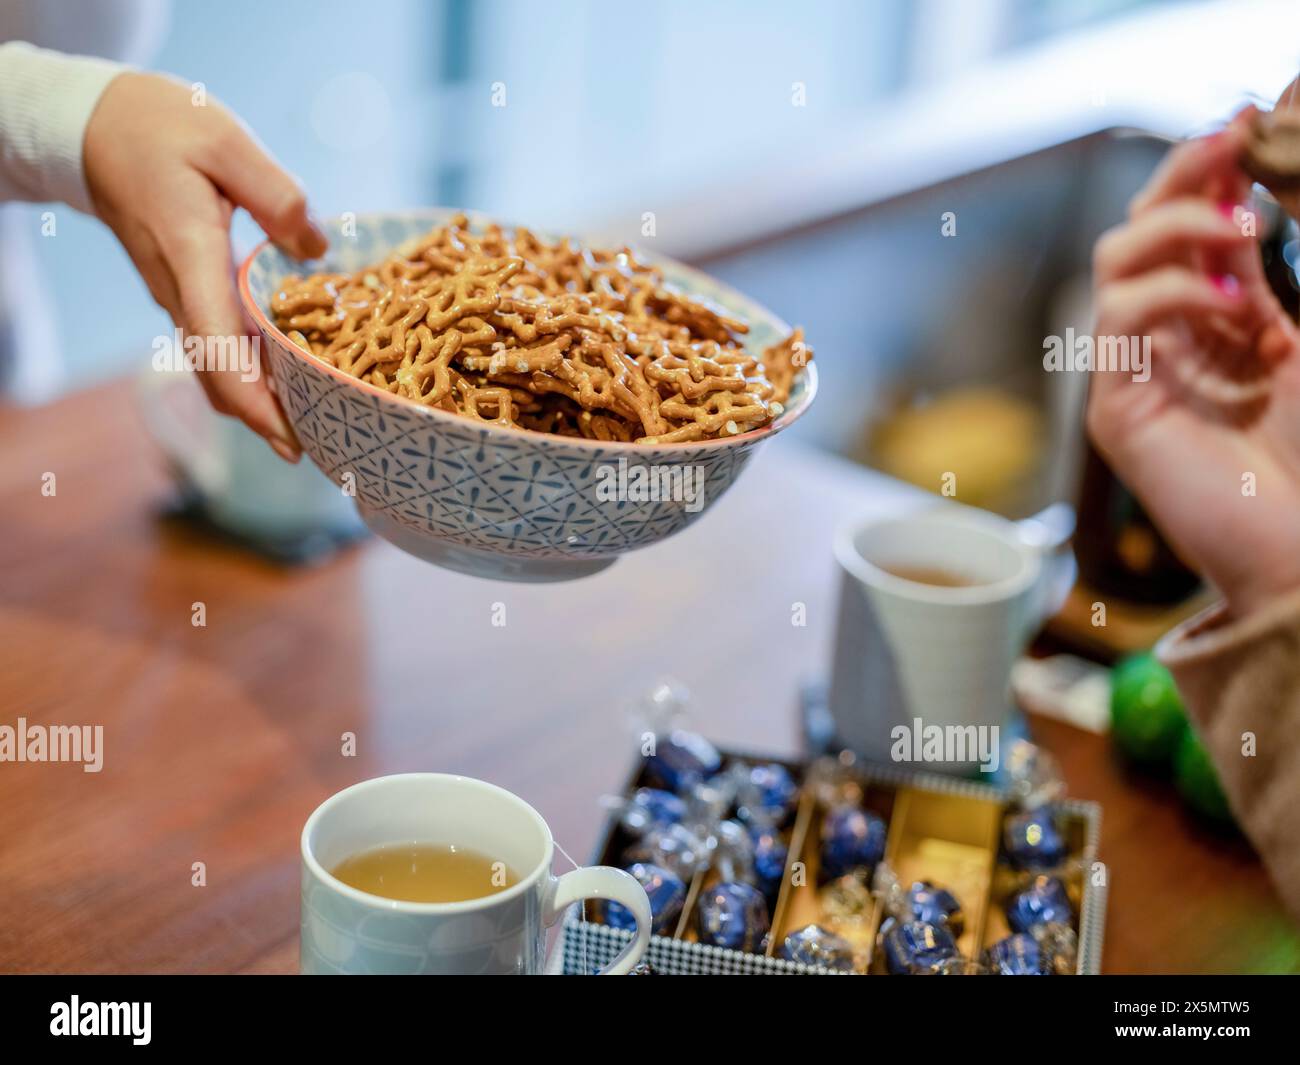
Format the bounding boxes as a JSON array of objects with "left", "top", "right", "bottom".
[
  {"left": 545, "top": 867, "right": 651, "bottom": 975},
  {"left": 1017, "top": 502, "right": 1077, "bottom": 626}
]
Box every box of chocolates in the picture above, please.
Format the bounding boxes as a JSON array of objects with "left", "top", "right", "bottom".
[{"left": 560, "top": 736, "right": 1105, "bottom": 975}]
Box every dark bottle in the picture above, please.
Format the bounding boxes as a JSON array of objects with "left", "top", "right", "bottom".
[{"left": 1073, "top": 441, "right": 1199, "bottom": 603}]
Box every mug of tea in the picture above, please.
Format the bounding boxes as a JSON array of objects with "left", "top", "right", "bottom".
[
  {"left": 300, "top": 773, "right": 652, "bottom": 974},
  {"left": 827, "top": 503, "right": 1072, "bottom": 774}
]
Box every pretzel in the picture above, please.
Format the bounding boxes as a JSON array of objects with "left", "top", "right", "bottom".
[{"left": 271, "top": 215, "right": 812, "bottom": 443}]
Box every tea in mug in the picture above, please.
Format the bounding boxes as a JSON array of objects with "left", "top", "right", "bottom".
[
  {"left": 330, "top": 842, "right": 518, "bottom": 903},
  {"left": 879, "top": 564, "right": 979, "bottom": 588}
]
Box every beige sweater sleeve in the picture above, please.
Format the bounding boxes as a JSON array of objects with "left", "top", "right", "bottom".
[{"left": 1158, "top": 587, "right": 1300, "bottom": 920}]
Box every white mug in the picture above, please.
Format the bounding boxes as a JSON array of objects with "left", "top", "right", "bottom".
[
  {"left": 137, "top": 368, "right": 364, "bottom": 545},
  {"left": 300, "top": 774, "right": 651, "bottom": 975},
  {"left": 827, "top": 503, "right": 1071, "bottom": 775}
]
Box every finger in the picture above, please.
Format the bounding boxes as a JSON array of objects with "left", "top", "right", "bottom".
[
  {"left": 1094, "top": 199, "right": 1248, "bottom": 281},
  {"left": 168, "top": 223, "right": 302, "bottom": 460},
  {"left": 1204, "top": 107, "right": 1260, "bottom": 205},
  {"left": 1129, "top": 115, "right": 1252, "bottom": 217},
  {"left": 1274, "top": 76, "right": 1300, "bottom": 115},
  {"left": 1206, "top": 217, "right": 1274, "bottom": 304},
  {"left": 194, "top": 373, "right": 300, "bottom": 463},
  {"left": 1095, "top": 266, "right": 1252, "bottom": 338},
  {"left": 1257, "top": 311, "right": 1300, "bottom": 366},
  {"left": 199, "top": 115, "right": 327, "bottom": 260}
]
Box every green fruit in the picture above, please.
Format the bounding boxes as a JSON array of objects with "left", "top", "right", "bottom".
[
  {"left": 1175, "top": 728, "right": 1234, "bottom": 824},
  {"left": 1110, "top": 652, "right": 1188, "bottom": 764}
]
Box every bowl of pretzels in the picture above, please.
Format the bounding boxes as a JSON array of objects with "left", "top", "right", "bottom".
[{"left": 239, "top": 209, "right": 816, "bottom": 581}]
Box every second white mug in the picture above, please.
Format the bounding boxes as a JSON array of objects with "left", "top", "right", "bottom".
[{"left": 827, "top": 503, "right": 1065, "bottom": 775}]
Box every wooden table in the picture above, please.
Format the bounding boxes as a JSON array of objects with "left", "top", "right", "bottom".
[{"left": 2, "top": 380, "right": 1296, "bottom": 974}]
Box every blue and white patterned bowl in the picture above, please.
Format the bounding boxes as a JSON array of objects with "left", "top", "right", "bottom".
[{"left": 239, "top": 209, "right": 817, "bottom": 581}]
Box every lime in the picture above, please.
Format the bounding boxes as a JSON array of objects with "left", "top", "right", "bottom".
[
  {"left": 1109, "top": 652, "right": 1188, "bottom": 764},
  {"left": 1175, "top": 728, "right": 1235, "bottom": 824}
]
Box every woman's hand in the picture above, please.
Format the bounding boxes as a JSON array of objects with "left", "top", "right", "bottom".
[
  {"left": 1088, "top": 108, "right": 1300, "bottom": 619},
  {"left": 83, "top": 72, "right": 327, "bottom": 462}
]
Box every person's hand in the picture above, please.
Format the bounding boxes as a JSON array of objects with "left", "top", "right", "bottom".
[
  {"left": 1088, "top": 108, "right": 1300, "bottom": 619},
  {"left": 83, "top": 72, "right": 327, "bottom": 462}
]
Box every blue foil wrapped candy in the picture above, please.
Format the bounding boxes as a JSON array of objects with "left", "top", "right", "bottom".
[
  {"left": 820, "top": 805, "right": 887, "bottom": 880},
  {"left": 751, "top": 825, "right": 789, "bottom": 905},
  {"left": 624, "top": 822, "right": 709, "bottom": 882},
  {"left": 736, "top": 762, "right": 799, "bottom": 826},
  {"left": 985, "top": 932, "right": 1048, "bottom": 975},
  {"left": 620, "top": 788, "right": 687, "bottom": 834},
  {"left": 644, "top": 730, "right": 722, "bottom": 792},
  {"left": 1002, "top": 809, "right": 1067, "bottom": 871},
  {"left": 879, "top": 918, "right": 959, "bottom": 975},
  {"left": 696, "top": 881, "right": 770, "bottom": 952},
  {"left": 908, "top": 881, "right": 964, "bottom": 937},
  {"left": 1006, "top": 875, "right": 1073, "bottom": 934},
  {"left": 603, "top": 862, "right": 685, "bottom": 936},
  {"left": 779, "top": 924, "right": 856, "bottom": 971}
]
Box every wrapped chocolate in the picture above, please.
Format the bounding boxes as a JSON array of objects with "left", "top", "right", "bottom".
[
  {"left": 713, "top": 819, "right": 756, "bottom": 882},
  {"left": 602, "top": 862, "right": 686, "bottom": 936},
  {"left": 732, "top": 762, "right": 799, "bottom": 827},
  {"left": 805, "top": 752, "right": 865, "bottom": 809},
  {"left": 908, "top": 880, "right": 965, "bottom": 938},
  {"left": 1002, "top": 809, "right": 1067, "bottom": 871},
  {"left": 820, "top": 805, "right": 887, "bottom": 880},
  {"left": 624, "top": 822, "right": 710, "bottom": 881},
  {"left": 1003, "top": 739, "right": 1066, "bottom": 810},
  {"left": 879, "top": 917, "right": 959, "bottom": 975},
  {"left": 644, "top": 730, "right": 722, "bottom": 792},
  {"left": 820, "top": 874, "right": 875, "bottom": 929},
  {"left": 750, "top": 823, "right": 789, "bottom": 905},
  {"left": 1032, "top": 921, "right": 1079, "bottom": 976},
  {"left": 872, "top": 863, "right": 961, "bottom": 973},
  {"left": 984, "top": 932, "right": 1048, "bottom": 976},
  {"left": 696, "top": 881, "right": 770, "bottom": 952},
  {"left": 1006, "top": 874, "right": 1073, "bottom": 935},
  {"left": 683, "top": 772, "right": 736, "bottom": 828},
  {"left": 779, "top": 924, "right": 856, "bottom": 971},
  {"left": 613, "top": 787, "right": 687, "bottom": 836}
]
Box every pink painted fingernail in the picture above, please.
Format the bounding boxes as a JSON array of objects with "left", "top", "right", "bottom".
[{"left": 1211, "top": 273, "right": 1241, "bottom": 297}]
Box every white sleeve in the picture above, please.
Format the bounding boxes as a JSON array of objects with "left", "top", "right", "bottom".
[{"left": 0, "top": 41, "right": 126, "bottom": 214}]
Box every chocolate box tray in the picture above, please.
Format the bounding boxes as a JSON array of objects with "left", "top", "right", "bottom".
[{"left": 559, "top": 748, "right": 1106, "bottom": 975}]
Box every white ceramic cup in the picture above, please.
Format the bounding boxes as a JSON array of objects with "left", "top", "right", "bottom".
[
  {"left": 300, "top": 774, "right": 651, "bottom": 975},
  {"left": 827, "top": 503, "right": 1067, "bottom": 774}
]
